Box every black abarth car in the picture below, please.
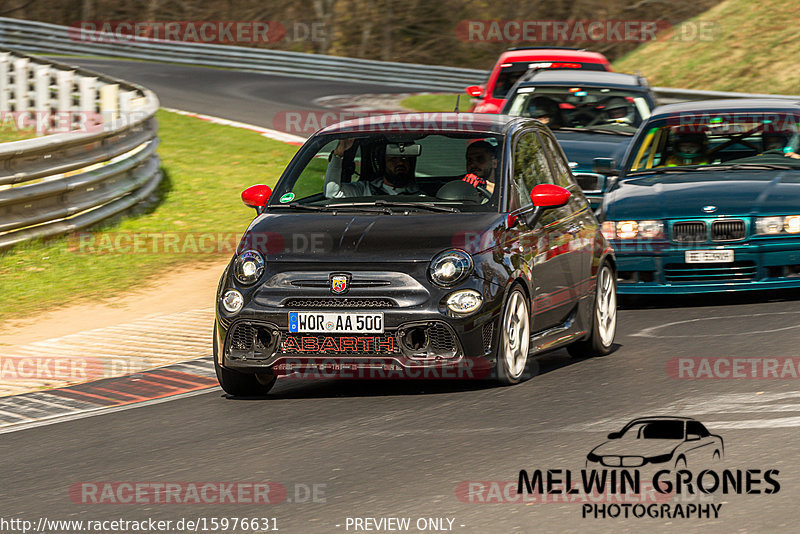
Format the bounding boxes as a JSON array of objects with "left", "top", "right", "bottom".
[{"left": 214, "top": 113, "right": 616, "bottom": 395}]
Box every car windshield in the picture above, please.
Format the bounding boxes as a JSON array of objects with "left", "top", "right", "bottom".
[
  {"left": 623, "top": 420, "right": 685, "bottom": 440},
  {"left": 626, "top": 111, "right": 800, "bottom": 173},
  {"left": 491, "top": 62, "right": 607, "bottom": 99},
  {"left": 270, "top": 132, "right": 504, "bottom": 212},
  {"left": 505, "top": 85, "right": 651, "bottom": 133}
]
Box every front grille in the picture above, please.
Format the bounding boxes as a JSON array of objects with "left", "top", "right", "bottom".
[
  {"left": 279, "top": 334, "right": 399, "bottom": 355},
  {"left": 482, "top": 322, "right": 494, "bottom": 354},
  {"left": 284, "top": 297, "right": 396, "bottom": 308},
  {"left": 427, "top": 323, "right": 457, "bottom": 354},
  {"left": 712, "top": 219, "right": 746, "bottom": 241},
  {"left": 672, "top": 221, "right": 707, "bottom": 243},
  {"left": 664, "top": 261, "right": 757, "bottom": 283},
  {"left": 230, "top": 323, "right": 255, "bottom": 350}
]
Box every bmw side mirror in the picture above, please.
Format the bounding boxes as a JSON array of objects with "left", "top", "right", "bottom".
[
  {"left": 241, "top": 184, "right": 272, "bottom": 215},
  {"left": 593, "top": 157, "right": 618, "bottom": 177},
  {"left": 607, "top": 432, "right": 621, "bottom": 440}
]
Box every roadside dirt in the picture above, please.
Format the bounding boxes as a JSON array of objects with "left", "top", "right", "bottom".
[{"left": 0, "top": 258, "right": 229, "bottom": 348}]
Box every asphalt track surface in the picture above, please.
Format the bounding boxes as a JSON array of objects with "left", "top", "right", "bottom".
[{"left": 3, "top": 59, "right": 800, "bottom": 533}]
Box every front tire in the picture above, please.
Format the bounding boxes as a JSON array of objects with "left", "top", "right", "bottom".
[
  {"left": 213, "top": 323, "right": 276, "bottom": 396},
  {"left": 495, "top": 286, "right": 531, "bottom": 386},
  {"left": 568, "top": 262, "right": 617, "bottom": 358}
]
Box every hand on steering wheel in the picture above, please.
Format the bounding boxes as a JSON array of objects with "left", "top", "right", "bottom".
[{"left": 462, "top": 173, "right": 492, "bottom": 198}]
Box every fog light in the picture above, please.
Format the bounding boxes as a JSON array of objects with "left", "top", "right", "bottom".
[
  {"left": 222, "top": 290, "right": 244, "bottom": 314},
  {"left": 446, "top": 289, "right": 482, "bottom": 314}
]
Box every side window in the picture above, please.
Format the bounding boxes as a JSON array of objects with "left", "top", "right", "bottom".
[
  {"left": 512, "top": 131, "right": 553, "bottom": 210},
  {"left": 540, "top": 132, "right": 574, "bottom": 188}
]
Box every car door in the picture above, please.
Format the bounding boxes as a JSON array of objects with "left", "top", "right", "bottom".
[
  {"left": 509, "top": 129, "right": 573, "bottom": 328},
  {"left": 540, "top": 129, "right": 597, "bottom": 301}
]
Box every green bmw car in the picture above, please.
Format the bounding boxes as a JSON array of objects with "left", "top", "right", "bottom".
[{"left": 600, "top": 99, "right": 800, "bottom": 294}]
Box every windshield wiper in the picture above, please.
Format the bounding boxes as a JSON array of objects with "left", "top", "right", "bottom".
[
  {"left": 369, "top": 200, "right": 460, "bottom": 213},
  {"left": 626, "top": 167, "right": 707, "bottom": 176},
  {"left": 707, "top": 163, "right": 794, "bottom": 171},
  {"left": 269, "top": 202, "right": 392, "bottom": 214},
  {"left": 553, "top": 126, "right": 634, "bottom": 136}
]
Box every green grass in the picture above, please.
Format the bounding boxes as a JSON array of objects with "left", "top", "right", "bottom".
[
  {"left": 0, "top": 109, "right": 300, "bottom": 322},
  {"left": 613, "top": 0, "right": 800, "bottom": 94},
  {"left": 400, "top": 93, "right": 463, "bottom": 112},
  {"left": 0, "top": 128, "right": 38, "bottom": 142}
]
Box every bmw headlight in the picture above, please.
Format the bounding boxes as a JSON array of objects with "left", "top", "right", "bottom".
[
  {"left": 602, "top": 220, "right": 664, "bottom": 240},
  {"left": 755, "top": 215, "right": 800, "bottom": 235},
  {"left": 429, "top": 250, "right": 473, "bottom": 287},
  {"left": 233, "top": 250, "right": 265, "bottom": 285}
]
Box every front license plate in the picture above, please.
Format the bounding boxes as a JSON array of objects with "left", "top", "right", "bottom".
[
  {"left": 288, "top": 311, "right": 384, "bottom": 333},
  {"left": 685, "top": 250, "right": 734, "bottom": 263}
]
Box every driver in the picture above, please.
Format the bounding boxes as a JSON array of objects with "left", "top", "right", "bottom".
[
  {"left": 602, "top": 97, "right": 634, "bottom": 125},
  {"left": 665, "top": 129, "right": 711, "bottom": 166},
  {"left": 324, "top": 138, "right": 423, "bottom": 198},
  {"left": 527, "top": 96, "right": 562, "bottom": 129},
  {"left": 461, "top": 140, "right": 498, "bottom": 194}
]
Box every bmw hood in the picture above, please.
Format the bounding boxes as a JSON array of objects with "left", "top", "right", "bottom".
[
  {"left": 553, "top": 130, "right": 631, "bottom": 172},
  {"left": 604, "top": 170, "right": 800, "bottom": 220},
  {"left": 590, "top": 437, "right": 682, "bottom": 458},
  {"left": 240, "top": 212, "right": 505, "bottom": 262}
]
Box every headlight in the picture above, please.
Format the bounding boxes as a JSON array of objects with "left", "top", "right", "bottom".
[
  {"left": 445, "top": 289, "right": 483, "bottom": 314},
  {"left": 221, "top": 289, "right": 244, "bottom": 314},
  {"left": 429, "top": 250, "right": 473, "bottom": 287},
  {"left": 586, "top": 452, "right": 600, "bottom": 463},
  {"left": 755, "top": 215, "right": 800, "bottom": 235},
  {"left": 647, "top": 452, "right": 674, "bottom": 464},
  {"left": 602, "top": 220, "right": 664, "bottom": 239},
  {"left": 233, "top": 250, "right": 265, "bottom": 285}
]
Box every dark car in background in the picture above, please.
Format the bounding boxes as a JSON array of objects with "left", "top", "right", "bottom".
[
  {"left": 502, "top": 70, "right": 657, "bottom": 209},
  {"left": 601, "top": 99, "right": 800, "bottom": 294},
  {"left": 213, "top": 113, "right": 617, "bottom": 396},
  {"left": 466, "top": 47, "right": 613, "bottom": 114}
]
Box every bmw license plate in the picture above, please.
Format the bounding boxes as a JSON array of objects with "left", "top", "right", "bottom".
[
  {"left": 288, "top": 312, "right": 384, "bottom": 333},
  {"left": 685, "top": 250, "right": 734, "bottom": 263}
]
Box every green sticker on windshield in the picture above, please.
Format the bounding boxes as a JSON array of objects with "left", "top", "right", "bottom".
[{"left": 280, "top": 192, "right": 295, "bottom": 203}]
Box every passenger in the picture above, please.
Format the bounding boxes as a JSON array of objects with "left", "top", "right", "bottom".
[
  {"left": 324, "top": 139, "right": 423, "bottom": 198},
  {"left": 602, "top": 97, "right": 634, "bottom": 125},
  {"left": 461, "top": 140, "right": 498, "bottom": 194},
  {"left": 762, "top": 131, "right": 800, "bottom": 159},
  {"left": 528, "top": 96, "right": 562, "bottom": 129}
]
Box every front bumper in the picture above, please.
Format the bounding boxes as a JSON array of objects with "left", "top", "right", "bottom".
[{"left": 611, "top": 239, "right": 800, "bottom": 294}]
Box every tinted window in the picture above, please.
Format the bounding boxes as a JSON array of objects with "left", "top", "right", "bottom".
[
  {"left": 492, "top": 62, "right": 608, "bottom": 99},
  {"left": 687, "top": 421, "right": 710, "bottom": 437},
  {"left": 640, "top": 421, "right": 684, "bottom": 440},
  {"left": 540, "top": 132, "right": 574, "bottom": 188}
]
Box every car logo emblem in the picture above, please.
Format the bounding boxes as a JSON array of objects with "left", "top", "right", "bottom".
[
  {"left": 330, "top": 274, "right": 349, "bottom": 294},
  {"left": 702, "top": 205, "right": 717, "bottom": 213}
]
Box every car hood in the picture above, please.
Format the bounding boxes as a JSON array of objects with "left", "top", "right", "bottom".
[
  {"left": 591, "top": 437, "right": 682, "bottom": 458},
  {"left": 241, "top": 212, "right": 505, "bottom": 262},
  {"left": 553, "top": 130, "right": 631, "bottom": 172},
  {"left": 605, "top": 169, "right": 800, "bottom": 220}
]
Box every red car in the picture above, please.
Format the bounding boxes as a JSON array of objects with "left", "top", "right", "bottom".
[{"left": 466, "top": 47, "right": 613, "bottom": 114}]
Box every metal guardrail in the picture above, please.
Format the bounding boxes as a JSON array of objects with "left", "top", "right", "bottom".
[
  {"left": 0, "top": 47, "right": 161, "bottom": 250},
  {"left": 0, "top": 18, "right": 487, "bottom": 92},
  {"left": 2, "top": 17, "right": 800, "bottom": 102}
]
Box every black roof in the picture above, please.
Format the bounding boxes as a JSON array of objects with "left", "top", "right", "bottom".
[
  {"left": 317, "top": 112, "right": 529, "bottom": 136},
  {"left": 516, "top": 70, "right": 648, "bottom": 90},
  {"left": 650, "top": 98, "right": 800, "bottom": 119}
]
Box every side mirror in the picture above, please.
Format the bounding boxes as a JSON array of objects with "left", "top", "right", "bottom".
[
  {"left": 530, "top": 184, "right": 571, "bottom": 208},
  {"left": 687, "top": 433, "right": 701, "bottom": 441},
  {"left": 466, "top": 85, "right": 484, "bottom": 98},
  {"left": 241, "top": 184, "right": 272, "bottom": 215},
  {"left": 593, "top": 157, "right": 618, "bottom": 176},
  {"left": 607, "top": 432, "right": 621, "bottom": 440},
  {"left": 521, "top": 184, "right": 571, "bottom": 227}
]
